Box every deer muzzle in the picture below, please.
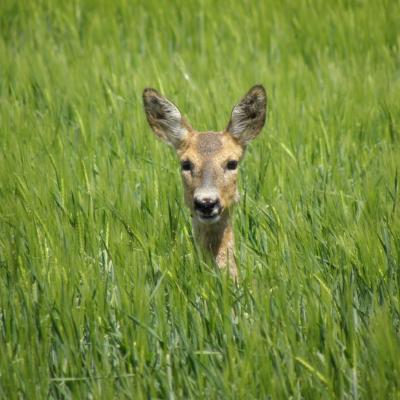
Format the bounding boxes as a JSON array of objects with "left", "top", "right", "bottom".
[{"left": 193, "top": 189, "right": 222, "bottom": 224}]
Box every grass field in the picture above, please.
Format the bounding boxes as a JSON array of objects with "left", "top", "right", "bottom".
[{"left": 1, "top": 0, "right": 399, "bottom": 398}]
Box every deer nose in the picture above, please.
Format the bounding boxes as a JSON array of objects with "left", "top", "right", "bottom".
[{"left": 194, "top": 197, "right": 220, "bottom": 213}]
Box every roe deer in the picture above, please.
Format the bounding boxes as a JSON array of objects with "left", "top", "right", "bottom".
[{"left": 143, "top": 85, "right": 267, "bottom": 279}]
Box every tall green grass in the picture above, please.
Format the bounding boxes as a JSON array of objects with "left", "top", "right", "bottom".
[{"left": 0, "top": 0, "right": 399, "bottom": 398}]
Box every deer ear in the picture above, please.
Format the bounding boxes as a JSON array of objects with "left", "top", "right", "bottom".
[
  {"left": 143, "top": 88, "right": 191, "bottom": 149},
  {"left": 226, "top": 85, "right": 267, "bottom": 146}
]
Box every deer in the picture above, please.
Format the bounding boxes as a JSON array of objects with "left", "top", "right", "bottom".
[{"left": 142, "top": 85, "right": 267, "bottom": 279}]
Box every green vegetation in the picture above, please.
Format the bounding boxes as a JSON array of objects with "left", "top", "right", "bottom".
[{"left": 1, "top": 0, "right": 399, "bottom": 398}]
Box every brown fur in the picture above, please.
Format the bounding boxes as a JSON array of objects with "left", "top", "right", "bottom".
[
  {"left": 143, "top": 86, "right": 267, "bottom": 279},
  {"left": 177, "top": 132, "right": 243, "bottom": 218}
]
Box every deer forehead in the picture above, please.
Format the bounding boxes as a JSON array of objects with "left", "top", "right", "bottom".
[{"left": 179, "top": 131, "right": 243, "bottom": 163}]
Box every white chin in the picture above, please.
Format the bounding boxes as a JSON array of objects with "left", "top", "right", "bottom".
[{"left": 197, "top": 214, "right": 221, "bottom": 224}]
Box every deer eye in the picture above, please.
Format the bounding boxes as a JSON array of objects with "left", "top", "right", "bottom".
[
  {"left": 181, "top": 160, "right": 192, "bottom": 172},
  {"left": 226, "top": 160, "right": 238, "bottom": 170}
]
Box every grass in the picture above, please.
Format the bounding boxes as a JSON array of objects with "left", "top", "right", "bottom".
[{"left": 0, "top": 0, "right": 399, "bottom": 398}]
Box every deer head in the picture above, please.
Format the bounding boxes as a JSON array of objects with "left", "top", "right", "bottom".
[
  {"left": 143, "top": 85, "right": 267, "bottom": 222},
  {"left": 143, "top": 85, "right": 267, "bottom": 276}
]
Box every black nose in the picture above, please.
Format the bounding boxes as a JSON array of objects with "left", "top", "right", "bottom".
[{"left": 194, "top": 197, "right": 220, "bottom": 214}]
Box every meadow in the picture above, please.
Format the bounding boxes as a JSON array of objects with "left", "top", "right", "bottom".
[{"left": 0, "top": 0, "right": 399, "bottom": 398}]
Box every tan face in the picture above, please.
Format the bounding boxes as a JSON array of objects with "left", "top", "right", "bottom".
[
  {"left": 143, "top": 85, "right": 267, "bottom": 224},
  {"left": 177, "top": 131, "right": 243, "bottom": 223}
]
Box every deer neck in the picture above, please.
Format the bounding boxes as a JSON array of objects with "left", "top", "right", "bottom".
[{"left": 192, "top": 212, "right": 237, "bottom": 277}]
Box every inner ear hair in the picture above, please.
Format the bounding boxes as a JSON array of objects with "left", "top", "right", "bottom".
[
  {"left": 226, "top": 85, "right": 267, "bottom": 145},
  {"left": 143, "top": 88, "right": 191, "bottom": 148}
]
